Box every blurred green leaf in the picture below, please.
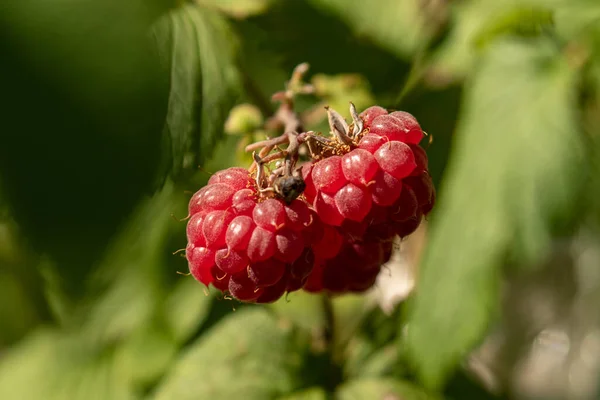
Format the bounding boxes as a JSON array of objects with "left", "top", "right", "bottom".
[
  {"left": 115, "top": 323, "right": 178, "bottom": 389},
  {"left": 473, "top": 6, "right": 554, "bottom": 49},
  {"left": 153, "top": 4, "right": 242, "bottom": 179},
  {"left": 307, "top": 0, "right": 432, "bottom": 59},
  {"left": 554, "top": 0, "right": 600, "bottom": 43},
  {"left": 0, "top": 330, "right": 135, "bottom": 400},
  {"left": 164, "top": 277, "right": 214, "bottom": 343},
  {"left": 152, "top": 308, "right": 305, "bottom": 400},
  {"left": 406, "top": 39, "right": 584, "bottom": 388},
  {"left": 354, "top": 344, "right": 399, "bottom": 379},
  {"left": 81, "top": 181, "right": 182, "bottom": 343},
  {"left": 197, "top": 0, "right": 274, "bottom": 19},
  {"left": 336, "top": 378, "right": 441, "bottom": 400},
  {"left": 269, "top": 291, "right": 325, "bottom": 333},
  {"left": 278, "top": 387, "right": 327, "bottom": 400},
  {"left": 332, "top": 294, "right": 372, "bottom": 349},
  {"left": 429, "top": 1, "right": 561, "bottom": 84}
]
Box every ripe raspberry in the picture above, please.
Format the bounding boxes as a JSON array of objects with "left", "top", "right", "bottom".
[
  {"left": 185, "top": 167, "right": 318, "bottom": 303},
  {"left": 306, "top": 144, "right": 415, "bottom": 230},
  {"left": 300, "top": 105, "right": 434, "bottom": 296},
  {"left": 369, "top": 111, "right": 424, "bottom": 144},
  {"left": 186, "top": 102, "right": 435, "bottom": 301},
  {"left": 359, "top": 106, "right": 388, "bottom": 130},
  {"left": 305, "top": 238, "right": 393, "bottom": 294},
  {"left": 341, "top": 149, "right": 379, "bottom": 186}
]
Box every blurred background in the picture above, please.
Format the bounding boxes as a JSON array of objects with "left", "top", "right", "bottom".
[{"left": 1, "top": 0, "right": 600, "bottom": 399}]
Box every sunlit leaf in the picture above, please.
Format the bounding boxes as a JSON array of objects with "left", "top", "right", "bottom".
[
  {"left": 278, "top": 387, "right": 327, "bottom": 400},
  {"left": 164, "top": 277, "right": 214, "bottom": 343},
  {"left": 152, "top": 308, "right": 305, "bottom": 400},
  {"left": 308, "top": 0, "right": 433, "bottom": 59},
  {"left": 152, "top": 4, "right": 242, "bottom": 178},
  {"left": 406, "top": 39, "right": 584, "bottom": 388},
  {"left": 115, "top": 323, "right": 178, "bottom": 389},
  {"left": 196, "top": 0, "right": 274, "bottom": 19},
  {"left": 0, "top": 330, "right": 135, "bottom": 400},
  {"left": 429, "top": 1, "right": 562, "bottom": 84},
  {"left": 269, "top": 291, "right": 325, "bottom": 333},
  {"left": 336, "top": 378, "right": 441, "bottom": 400}
]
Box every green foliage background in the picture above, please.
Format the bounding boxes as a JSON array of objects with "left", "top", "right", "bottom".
[{"left": 1, "top": 0, "right": 599, "bottom": 398}]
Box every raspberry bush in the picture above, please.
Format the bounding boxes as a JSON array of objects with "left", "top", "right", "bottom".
[
  {"left": 2, "top": 2, "right": 594, "bottom": 400},
  {"left": 185, "top": 65, "right": 435, "bottom": 302}
]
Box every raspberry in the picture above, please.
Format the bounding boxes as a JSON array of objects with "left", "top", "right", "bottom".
[
  {"left": 341, "top": 149, "right": 379, "bottom": 186},
  {"left": 409, "top": 144, "right": 428, "bottom": 176},
  {"left": 211, "top": 267, "right": 230, "bottom": 292},
  {"left": 229, "top": 271, "right": 263, "bottom": 301},
  {"left": 312, "top": 225, "right": 343, "bottom": 260},
  {"left": 248, "top": 259, "right": 285, "bottom": 287},
  {"left": 187, "top": 245, "right": 215, "bottom": 286},
  {"left": 232, "top": 188, "right": 256, "bottom": 216},
  {"left": 215, "top": 249, "right": 248, "bottom": 274},
  {"left": 185, "top": 167, "right": 318, "bottom": 303},
  {"left": 314, "top": 192, "right": 344, "bottom": 226},
  {"left": 247, "top": 227, "right": 276, "bottom": 262},
  {"left": 185, "top": 99, "right": 435, "bottom": 302},
  {"left": 298, "top": 104, "right": 434, "bottom": 296},
  {"left": 390, "top": 186, "right": 418, "bottom": 222},
  {"left": 358, "top": 134, "right": 387, "bottom": 154},
  {"left": 274, "top": 229, "right": 305, "bottom": 262},
  {"left": 334, "top": 183, "right": 371, "bottom": 222},
  {"left": 396, "top": 213, "right": 423, "bottom": 238},
  {"left": 359, "top": 105, "right": 388, "bottom": 129},
  {"left": 304, "top": 238, "right": 393, "bottom": 294},
  {"left": 370, "top": 170, "right": 403, "bottom": 206},
  {"left": 373, "top": 141, "right": 416, "bottom": 180},
  {"left": 202, "top": 210, "right": 234, "bottom": 248},
  {"left": 253, "top": 198, "right": 287, "bottom": 231},
  {"left": 255, "top": 272, "right": 290, "bottom": 304},
  {"left": 208, "top": 167, "right": 251, "bottom": 190},
  {"left": 369, "top": 111, "right": 424, "bottom": 144},
  {"left": 284, "top": 199, "right": 312, "bottom": 231},
  {"left": 225, "top": 215, "right": 255, "bottom": 250},
  {"left": 186, "top": 213, "right": 206, "bottom": 247},
  {"left": 301, "top": 163, "right": 317, "bottom": 203},
  {"left": 404, "top": 173, "right": 435, "bottom": 210},
  {"left": 311, "top": 156, "right": 346, "bottom": 194}
]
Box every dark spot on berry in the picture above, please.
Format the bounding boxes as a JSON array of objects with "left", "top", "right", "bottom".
[{"left": 273, "top": 176, "right": 306, "bottom": 204}]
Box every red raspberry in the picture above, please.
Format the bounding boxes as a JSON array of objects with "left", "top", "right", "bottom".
[
  {"left": 304, "top": 238, "right": 393, "bottom": 294},
  {"left": 369, "top": 111, "right": 424, "bottom": 144},
  {"left": 299, "top": 105, "right": 434, "bottom": 295},
  {"left": 359, "top": 106, "right": 388, "bottom": 129},
  {"left": 185, "top": 167, "right": 318, "bottom": 303}
]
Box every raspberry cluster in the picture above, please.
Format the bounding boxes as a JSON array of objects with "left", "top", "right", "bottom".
[
  {"left": 184, "top": 66, "right": 435, "bottom": 303},
  {"left": 300, "top": 106, "right": 435, "bottom": 293},
  {"left": 186, "top": 167, "right": 321, "bottom": 303}
]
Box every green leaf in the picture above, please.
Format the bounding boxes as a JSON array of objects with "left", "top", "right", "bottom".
[
  {"left": 152, "top": 4, "right": 242, "bottom": 178},
  {"left": 406, "top": 39, "right": 584, "bottom": 389},
  {"left": 336, "top": 378, "right": 441, "bottom": 400},
  {"left": 429, "top": 1, "right": 562, "bottom": 83},
  {"left": 269, "top": 291, "right": 325, "bottom": 333},
  {"left": 354, "top": 344, "right": 399, "bottom": 378},
  {"left": 278, "top": 387, "right": 327, "bottom": 400},
  {"left": 473, "top": 6, "right": 554, "bottom": 50},
  {"left": 196, "top": 0, "right": 274, "bottom": 19},
  {"left": 307, "top": 0, "right": 432, "bottom": 59},
  {"left": 81, "top": 181, "right": 181, "bottom": 344},
  {"left": 0, "top": 330, "right": 135, "bottom": 400},
  {"left": 164, "top": 277, "right": 214, "bottom": 343},
  {"left": 152, "top": 308, "right": 305, "bottom": 400},
  {"left": 115, "top": 323, "right": 178, "bottom": 389}
]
